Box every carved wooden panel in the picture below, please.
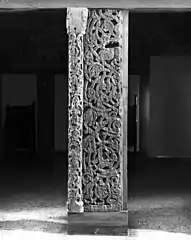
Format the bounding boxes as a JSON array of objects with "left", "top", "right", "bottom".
[
  {"left": 83, "top": 9, "right": 123, "bottom": 212},
  {"left": 67, "top": 7, "right": 88, "bottom": 213}
]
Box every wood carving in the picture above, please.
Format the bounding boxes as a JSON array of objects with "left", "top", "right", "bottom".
[
  {"left": 67, "top": 7, "right": 88, "bottom": 213},
  {"left": 83, "top": 9, "right": 123, "bottom": 212}
]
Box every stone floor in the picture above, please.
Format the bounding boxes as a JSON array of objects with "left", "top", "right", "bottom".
[
  {"left": 0, "top": 229, "right": 191, "bottom": 239},
  {"left": 0, "top": 152, "right": 68, "bottom": 233},
  {"left": 0, "top": 151, "right": 127, "bottom": 236},
  {"left": 0, "top": 231, "right": 129, "bottom": 240},
  {"left": 2, "top": 151, "right": 191, "bottom": 237},
  {"left": 129, "top": 153, "right": 191, "bottom": 234},
  {"left": 129, "top": 229, "right": 191, "bottom": 239}
]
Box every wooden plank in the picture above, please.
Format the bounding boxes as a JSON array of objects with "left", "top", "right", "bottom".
[
  {"left": 68, "top": 212, "right": 128, "bottom": 235},
  {"left": 67, "top": 212, "right": 128, "bottom": 236},
  {"left": 68, "top": 212, "right": 127, "bottom": 226},
  {"left": 121, "top": 10, "right": 128, "bottom": 211},
  {"left": 1, "top": 0, "right": 191, "bottom": 10}
]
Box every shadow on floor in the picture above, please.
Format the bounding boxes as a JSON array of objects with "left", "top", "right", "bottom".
[
  {"left": 128, "top": 152, "right": 191, "bottom": 234},
  {"left": 0, "top": 151, "right": 68, "bottom": 220}
]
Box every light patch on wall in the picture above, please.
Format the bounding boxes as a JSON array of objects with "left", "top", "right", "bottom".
[
  {"left": 141, "top": 84, "right": 150, "bottom": 154},
  {"left": 149, "top": 56, "right": 191, "bottom": 157},
  {"left": 144, "top": 87, "right": 150, "bottom": 124}
]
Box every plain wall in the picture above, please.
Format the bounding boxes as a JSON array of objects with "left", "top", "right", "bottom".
[
  {"left": 2, "top": 74, "right": 68, "bottom": 152},
  {"left": 54, "top": 74, "right": 68, "bottom": 152},
  {"left": 148, "top": 56, "right": 191, "bottom": 157},
  {"left": 2, "top": 74, "right": 37, "bottom": 127},
  {"left": 129, "top": 75, "right": 140, "bottom": 151},
  {"left": 2, "top": 74, "right": 37, "bottom": 150},
  {"left": 128, "top": 75, "right": 140, "bottom": 106}
]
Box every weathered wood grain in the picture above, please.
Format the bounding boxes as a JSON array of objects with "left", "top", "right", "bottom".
[
  {"left": 0, "top": 0, "right": 190, "bottom": 10},
  {"left": 68, "top": 212, "right": 127, "bottom": 235},
  {"left": 121, "top": 10, "right": 128, "bottom": 211}
]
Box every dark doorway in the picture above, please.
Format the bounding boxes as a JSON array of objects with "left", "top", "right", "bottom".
[
  {"left": 2, "top": 74, "right": 37, "bottom": 161},
  {"left": 4, "top": 102, "right": 36, "bottom": 153}
]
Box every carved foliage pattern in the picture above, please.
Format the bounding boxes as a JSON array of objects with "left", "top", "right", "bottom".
[
  {"left": 67, "top": 8, "right": 88, "bottom": 212},
  {"left": 68, "top": 33, "right": 84, "bottom": 212},
  {"left": 83, "top": 9, "right": 123, "bottom": 212}
]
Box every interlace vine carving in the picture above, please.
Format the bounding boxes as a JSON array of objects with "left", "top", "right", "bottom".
[
  {"left": 67, "top": 8, "right": 88, "bottom": 213},
  {"left": 83, "top": 9, "right": 123, "bottom": 212}
]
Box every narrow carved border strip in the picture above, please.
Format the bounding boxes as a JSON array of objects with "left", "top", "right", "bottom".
[{"left": 67, "top": 8, "right": 88, "bottom": 213}]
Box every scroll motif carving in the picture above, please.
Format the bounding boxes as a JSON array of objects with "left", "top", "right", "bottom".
[
  {"left": 67, "top": 7, "right": 88, "bottom": 213},
  {"left": 83, "top": 9, "right": 123, "bottom": 212}
]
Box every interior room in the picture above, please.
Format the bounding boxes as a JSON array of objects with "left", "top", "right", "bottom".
[
  {"left": 3, "top": 7, "right": 191, "bottom": 237},
  {"left": 0, "top": 9, "right": 68, "bottom": 231},
  {"left": 128, "top": 11, "right": 191, "bottom": 234}
]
